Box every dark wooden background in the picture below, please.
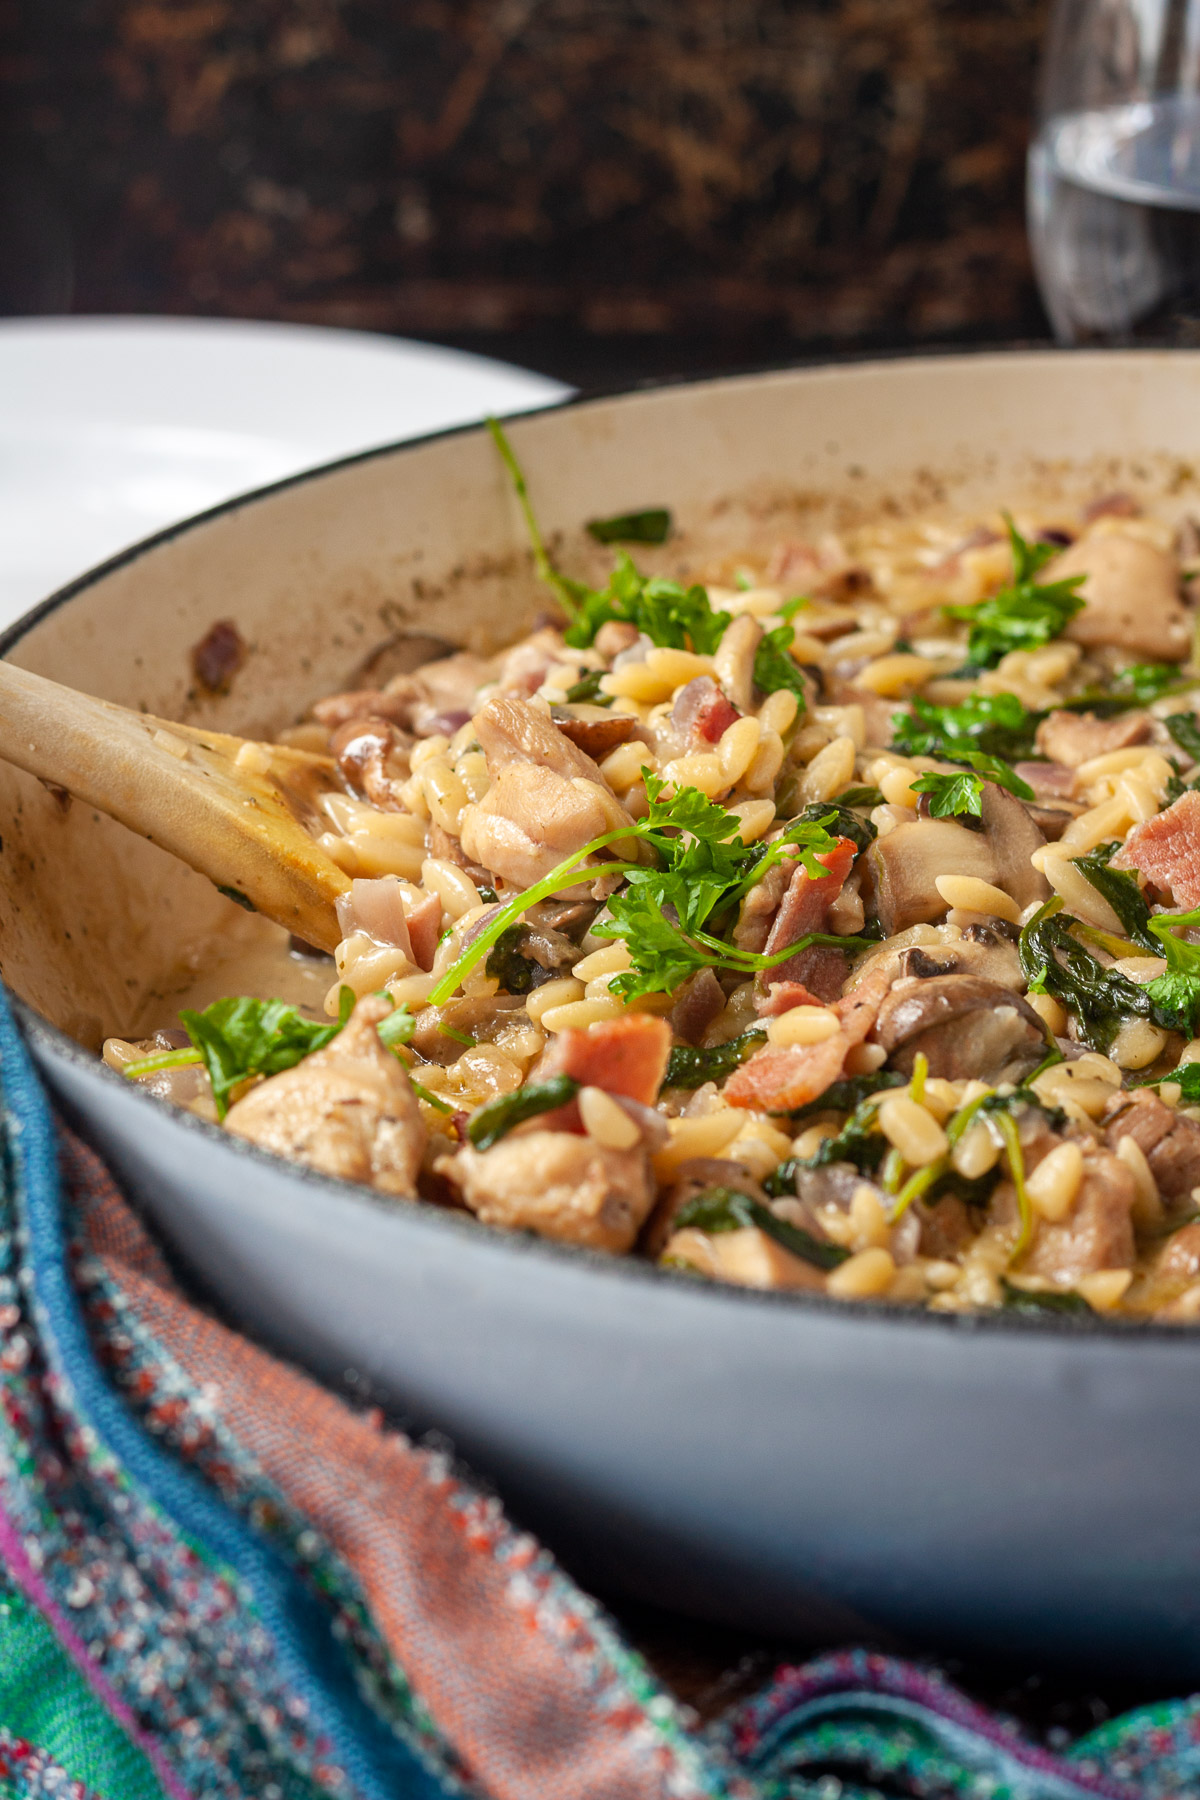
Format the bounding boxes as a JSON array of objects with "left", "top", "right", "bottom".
[{"left": 1, "top": 0, "right": 1054, "bottom": 384}]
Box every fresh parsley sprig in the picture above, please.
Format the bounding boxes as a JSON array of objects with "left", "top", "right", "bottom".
[
  {"left": 891, "top": 691, "right": 1042, "bottom": 763},
  {"left": 910, "top": 752, "right": 1034, "bottom": 818},
  {"left": 753, "top": 622, "right": 808, "bottom": 701},
  {"left": 942, "top": 516, "right": 1085, "bottom": 670},
  {"left": 428, "top": 776, "right": 861, "bottom": 1007},
  {"left": 1146, "top": 904, "right": 1200, "bottom": 1036},
  {"left": 563, "top": 553, "right": 731, "bottom": 653}
]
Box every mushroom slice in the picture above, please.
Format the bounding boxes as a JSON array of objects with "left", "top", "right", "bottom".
[
  {"left": 873, "top": 975, "right": 1047, "bottom": 1082},
  {"left": 865, "top": 820, "right": 998, "bottom": 935},
  {"left": 978, "top": 781, "right": 1049, "bottom": 911}
]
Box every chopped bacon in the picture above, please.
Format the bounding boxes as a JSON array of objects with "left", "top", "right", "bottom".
[
  {"left": 672, "top": 676, "right": 739, "bottom": 746},
  {"left": 1112, "top": 790, "right": 1200, "bottom": 906},
  {"left": 755, "top": 980, "right": 826, "bottom": 1018},
  {"left": 670, "top": 969, "right": 726, "bottom": 1046},
  {"left": 1034, "top": 709, "right": 1150, "bottom": 769},
  {"left": 726, "top": 956, "right": 891, "bottom": 1112},
  {"left": 541, "top": 1014, "right": 672, "bottom": 1107},
  {"left": 764, "top": 837, "right": 856, "bottom": 958}
]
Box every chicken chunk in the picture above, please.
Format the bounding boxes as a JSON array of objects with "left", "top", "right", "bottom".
[
  {"left": 225, "top": 998, "right": 426, "bottom": 1194},
  {"left": 443, "top": 1130, "right": 655, "bottom": 1251},
  {"left": 460, "top": 694, "right": 636, "bottom": 889},
  {"left": 1049, "top": 532, "right": 1190, "bottom": 661}
]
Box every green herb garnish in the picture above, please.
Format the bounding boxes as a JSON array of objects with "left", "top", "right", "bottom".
[
  {"left": 836, "top": 784, "right": 885, "bottom": 809},
  {"left": 753, "top": 623, "right": 808, "bottom": 702},
  {"left": 564, "top": 554, "right": 732, "bottom": 654},
  {"left": 586, "top": 508, "right": 671, "bottom": 545},
  {"left": 794, "top": 801, "right": 877, "bottom": 856},
  {"left": 1146, "top": 903, "right": 1200, "bottom": 1036},
  {"left": 942, "top": 516, "right": 1085, "bottom": 670},
  {"left": 891, "top": 691, "right": 1042, "bottom": 763},
  {"left": 175, "top": 996, "right": 345, "bottom": 1120},
  {"left": 673, "top": 1186, "right": 849, "bottom": 1271},
  {"left": 910, "top": 752, "right": 1034, "bottom": 819},
  {"left": 1064, "top": 665, "right": 1196, "bottom": 717},
  {"left": 787, "top": 1070, "right": 907, "bottom": 1126},
  {"left": 467, "top": 1075, "right": 581, "bottom": 1152}
]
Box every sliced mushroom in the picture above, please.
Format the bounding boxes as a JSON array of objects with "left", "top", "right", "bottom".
[
  {"left": 864, "top": 819, "right": 998, "bottom": 935},
  {"left": 873, "top": 975, "right": 1047, "bottom": 1082},
  {"left": 978, "top": 781, "right": 1049, "bottom": 911},
  {"left": 550, "top": 707, "right": 640, "bottom": 759}
]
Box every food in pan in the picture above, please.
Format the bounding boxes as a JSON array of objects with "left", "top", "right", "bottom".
[{"left": 103, "top": 430, "right": 1200, "bottom": 1320}]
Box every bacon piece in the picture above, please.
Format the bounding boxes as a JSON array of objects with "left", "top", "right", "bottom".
[
  {"left": 670, "top": 969, "right": 726, "bottom": 1046},
  {"left": 541, "top": 1014, "right": 672, "bottom": 1108},
  {"left": 755, "top": 980, "right": 826, "bottom": 1018},
  {"left": 726, "top": 955, "right": 892, "bottom": 1112},
  {"left": 761, "top": 836, "right": 856, "bottom": 997},
  {"left": 671, "top": 675, "right": 739, "bottom": 746},
  {"left": 1112, "top": 789, "right": 1200, "bottom": 905},
  {"left": 1034, "top": 709, "right": 1150, "bottom": 770}
]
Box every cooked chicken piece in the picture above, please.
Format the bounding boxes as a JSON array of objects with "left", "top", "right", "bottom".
[
  {"left": 1015, "top": 759, "right": 1076, "bottom": 801},
  {"left": 1049, "top": 532, "right": 1190, "bottom": 661},
  {"left": 873, "top": 975, "right": 1047, "bottom": 1082},
  {"left": 1035, "top": 709, "right": 1151, "bottom": 769},
  {"left": 1157, "top": 1222, "right": 1200, "bottom": 1285},
  {"left": 663, "top": 1224, "right": 826, "bottom": 1291},
  {"left": 1104, "top": 1088, "right": 1200, "bottom": 1204},
  {"left": 1112, "top": 790, "right": 1200, "bottom": 906},
  {"left": 460, "top": 695, "right": 636, "bottom": 889},
  {"left": 865, "top": 819, "right": 999, "bottom": 935},
  {"left": 225, "top": 997, "right": 426, "bottom": 1194},
  {"left": 315, "top": 651, "right": 492, "bottom": 737},
  {"left": 1021, "top": 1148, "right": 1137, "bottom": 1285},
  {"left": 494, "top": 626, "right": 570, "bottom": 697},
  {"left": 443, "top": 1130, "right": 655, "bottom": 1251}
]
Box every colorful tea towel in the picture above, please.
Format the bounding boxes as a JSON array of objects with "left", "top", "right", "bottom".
[{"left": 0, "top": 983, "right": 1195, "bottom": 1800}]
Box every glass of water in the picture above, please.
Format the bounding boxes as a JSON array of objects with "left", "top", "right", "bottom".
[{"left": 1029, "top": 0, "right": 1200, "bottom": 342}]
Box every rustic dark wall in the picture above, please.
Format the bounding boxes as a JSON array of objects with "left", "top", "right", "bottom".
[{"left": 1, "top": 0, "right": 1052, "bottom": 382}]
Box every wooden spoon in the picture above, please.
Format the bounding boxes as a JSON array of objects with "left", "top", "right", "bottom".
[{"left": 0, "top": 661, "right": 351, "bottom": 951}]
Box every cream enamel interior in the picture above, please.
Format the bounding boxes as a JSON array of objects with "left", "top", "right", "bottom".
[{"left": 5, "top": 350, "right": 1200, "bottom": 1050}]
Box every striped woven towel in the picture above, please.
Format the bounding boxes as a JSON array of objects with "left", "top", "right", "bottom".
[{"left": 0, "top": 987, "right": 1193, "bottom": 1800}]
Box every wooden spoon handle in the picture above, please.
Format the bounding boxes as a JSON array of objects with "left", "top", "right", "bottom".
[{"left": 0, "top": 660, "right": 350, "bottom": 951}]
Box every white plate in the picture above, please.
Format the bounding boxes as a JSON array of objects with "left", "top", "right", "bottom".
[{"left": 0, "top": 316, "right": 568, "bottom": 625}]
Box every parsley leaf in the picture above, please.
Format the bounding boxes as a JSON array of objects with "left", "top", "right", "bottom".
[
  {"left": 1065, "top": 665, "right": 1195, "bottom": 718},
  {"left": 586, "top": 508, "right": 671, "bottom": 545},
  {"left": 942, "top": 516, "right": 1085, "bottom": 670},
  {"left": 564, "top": 670, "right": 611, "bottom": 705},
  {"left": 177, "top": 996, "right": 344, "bottom": 1120},
  {"left": 1000, "top": 1279, "right": 1093, "bottom": 1318},
  {"left": 910, "top": 752, "right": 1034, "bottom": 818},
  {"left": 891, "top": 691, "right": 1042, "bottom": 762},
  {"left": 563, "top": 554, "right": 731, "bottom": 654},
  {"left": 1146, "top": 904, "right": 1200, "bottom": 1036},
  {"left": 753, "top": 623, "right": 808, "bottom": 701}
]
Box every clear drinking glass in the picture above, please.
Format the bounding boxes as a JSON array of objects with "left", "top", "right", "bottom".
[{"left": 1029, "top": 0, "right": 1200, "bottom": 342}]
